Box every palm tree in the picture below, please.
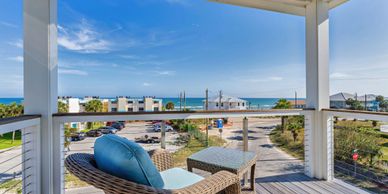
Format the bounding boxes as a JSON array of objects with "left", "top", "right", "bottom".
[
  {"left": 85, "top": 100, "right": 103, "bottom": 129},
  {"left": 165, "top": 102, "right": 175, "bottom": 110},
  {"left": 85, "top": 100, "right": 103, "bottom": 113},
  {"left": 58, "top": 101, "right": 68, "bottom": 113},
  {"left": 273, "top": 98, "right": 291, "bottom": 132},
  {"left": 273, "top": 98, "right": 291, "bottom": 109}
]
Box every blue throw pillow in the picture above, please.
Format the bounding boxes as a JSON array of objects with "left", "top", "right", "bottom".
[{"left": 94, "top": 134, "right": 164, "bottom": 188}]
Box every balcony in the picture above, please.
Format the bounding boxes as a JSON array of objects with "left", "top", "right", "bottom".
[
  {"left": 2, "top": 109, "right": 385, "bottom": 193},
  {"left": 2, "top": 0, "right": 386, "bottom": 193}
]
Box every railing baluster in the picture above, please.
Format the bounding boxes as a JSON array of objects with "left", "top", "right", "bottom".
[{"left": 161, "top": 121, "right": 166, "bottom": 149}]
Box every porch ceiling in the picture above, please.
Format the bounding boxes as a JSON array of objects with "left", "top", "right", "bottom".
[{"left": 209, "top": 0, "right": 348, "bottom": 16}]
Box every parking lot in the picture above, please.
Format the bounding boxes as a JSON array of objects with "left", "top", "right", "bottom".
[{"left": 66, "top": 121, "right": 185, "bottom": 156}]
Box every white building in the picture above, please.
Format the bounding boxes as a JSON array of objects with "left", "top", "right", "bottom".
[
  {"left": 108, "top": 96, "right": 163, "bottom": 112},
  {"left": 204, "top": 95, "right": 247, "bottom": 110},
  {"left": 330, "top": 92, "right": 379, "bottom": 110}
]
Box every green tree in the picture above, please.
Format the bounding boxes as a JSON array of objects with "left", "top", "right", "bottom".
[
  {"left": 273, "top": 99, "right": 292, "bottom": 132},
  {"left": 345, "top": 98, "right": 363, "bottom": 110},
  {"left": 379, "top": 101, "right": 388, "bottom": 112},
  {"left": 165, "top": 102, "right": 175, "bottom": 110},
  {"left": 376, "top": 95, "right": 385, "bottom": 103},
  {"left": 85, "top": 100, "right": 103, "bottom": 129},
  {"left": 85, "top": 100, "right": 103, "bottom": 113},
  {"left": 375, "top": 95, "right": 387, "bottom": 111},
  {"left": 0, "top": 103, "right": 24, "bottom": 143},
  {"left": 273, "top": 98, "right": 291, "bottom": 109},
  {"left": 58, "top": 101, "right": 68, "bottom": 113}
]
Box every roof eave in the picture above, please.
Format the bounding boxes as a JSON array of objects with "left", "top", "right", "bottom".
[{"left": 209, "top": 0, "right": 349, "bottom": 17}]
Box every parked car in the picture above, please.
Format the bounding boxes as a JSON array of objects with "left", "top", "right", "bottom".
[
  {"left": 99, "top": 126, "right": 118, "bottom": 134},
  {"left": 111, "top": 122, "right": 125, "bottom": 130},
  {"left": 70, "top": 132, "right": 85, "bottom": 141},
  {"left": 86, "top": 129, "right": 102, "bottom": 137},
  {"left": 153, "top": 124, "right": 174, "bottom": 132},
  {"left": 135, "top": 135, "right": 160, "bottom": 144}
]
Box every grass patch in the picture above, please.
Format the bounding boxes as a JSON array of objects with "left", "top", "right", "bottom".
[
  {"left": 335, "top": 172, "right": 384, "bottom": 194},
  {"left": 269, "top": 127, "right": 304, "bottom": 160},
  {"left": 0, "top": 179, "right": 22, "bottom": 194},
  {"left": 65, "top": 173, "right": 89, "bottom": 189},
  {"left": 0, "top": 131, "right": 22, "bottom": 150},
  {"left": 172, "top": 135, "right": 226, "bottom": 167}
]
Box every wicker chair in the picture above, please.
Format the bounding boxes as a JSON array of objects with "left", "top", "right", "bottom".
[{"left": 65, "top": 149, "right": 241, "bottom": 194}]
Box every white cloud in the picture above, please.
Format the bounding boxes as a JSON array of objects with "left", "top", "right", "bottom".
[
  {"left": 269, "top": 76, "right": 283, "bottom": 81},
  {"left": 154, "top": 70, "right": 175, "bottom": 76},
  {"left": 59, "top": 69, "right": 88, "bottom": 76},
  {"left": 8, "top": 56, "right": 23, "bottom": 62},
  {"left": 330, "top": 72, "right": 351, "bottom": 80},
  {"left": 119, "top": 55, "right": 138, "bottom": 59},
  {"left": 58, "top": 19, "right": 112, "bottom": 53},
  {"left": 143, "top": 82, "right": 151, "bottom": 86},
  {"left": 8, "top": 39, "right": 23, "bottom": 48},
  {"left": 0, "top": 74, "right": 23, "bottom": 97},
  {"left": 0, "top": 21, "right": 18, "bottom": 28}
]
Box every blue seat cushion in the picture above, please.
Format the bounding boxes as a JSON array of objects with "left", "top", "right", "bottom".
[
  {"left": 94, "top": 134, "right": 164, "bottom": 188},
  {"left": 160, "top": 168, "right": 204, "bottom": 190}
]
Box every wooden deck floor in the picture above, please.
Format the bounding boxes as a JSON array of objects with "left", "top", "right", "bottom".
[{"left": 242, "top": 172, "right": 367, "bottom": 194}]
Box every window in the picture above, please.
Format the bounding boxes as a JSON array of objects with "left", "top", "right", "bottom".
[
  {"left": 230, "top": 103, "right": 232, "bottom": 106},
  {"left": 153, "top": 100, "right": 159, "bottom": 104},
  {"left": 238, "top": 103, "right": 240, "bottom": 106},
  {"left": 139, "top": 101, "right": 144, "bottom": 104},
  {"left": 153, "top": 107, "right": 159, "bottom": 111},
  {"left": 221, "top": 103, "right": 224, "bottom": 107},
  {"left": 139, "top": 107, "right": 144, "bottom": 111},
  {"left": 128, "top": 108, "right": 133, "bottom": 112},
  {"left": 128, "top": 101, "right": 133, "bottom": 104},
  {"left": 111, "top": 108, "right": 117, "bottom": 112},
  {"left": 242, "top": 103, "right": 245, "bottom": 106},
  {"left": 216, "top": 103, "right": 219, "bottom": 107}
]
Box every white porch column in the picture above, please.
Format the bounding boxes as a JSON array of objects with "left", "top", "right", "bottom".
[
  {"left": 305, "top": 0, "right": 332, "bottom": 180},
  {"left": 24, "top": 0, "right": 58, "bottom": 193}
]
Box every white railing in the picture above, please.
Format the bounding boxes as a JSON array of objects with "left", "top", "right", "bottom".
[
  {"left": 323, "top": 109, "right": 388, "bottom": 192},
  {"left": 0, "top": 116, "right": 41, "bottom": 194},
  {"left": 54, "top": 109, "right": 303, "bottom": 193}
]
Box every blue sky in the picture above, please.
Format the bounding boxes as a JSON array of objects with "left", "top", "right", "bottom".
[{"left": 0, "top": 0, "right": 388, "bottom": 98}]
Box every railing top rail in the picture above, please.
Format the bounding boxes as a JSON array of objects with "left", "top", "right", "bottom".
[
  {"left": 53, "top": 109, "right": 304, "bottom": 117},
  {"left": 53, "top": 109, "right": 306, "bottom": 123},
  {"left": 323, "top": 108, "right": 388, "bottom": 122},
  {"left": 0, "top": 115, "right": 41, "bottom": 126},
  {"left": 323, "top": 108, "right": 388, "bottom": 116}
]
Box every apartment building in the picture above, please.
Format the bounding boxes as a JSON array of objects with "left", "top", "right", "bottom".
[{"left": 108, "top": 96, "right": 163, "bottom": 112}]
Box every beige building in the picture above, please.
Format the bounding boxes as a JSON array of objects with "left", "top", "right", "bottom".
[{"left": 108, "top": 96, "right": 163, "bottom": 112}]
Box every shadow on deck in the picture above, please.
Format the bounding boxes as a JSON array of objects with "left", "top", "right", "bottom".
[{"left": 240, "top": 172, "right": 366, "bottom": 194}]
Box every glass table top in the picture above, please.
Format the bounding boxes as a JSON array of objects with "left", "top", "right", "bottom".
[{"left": 188, "top": 146, "right": 257, "bottom": 170}]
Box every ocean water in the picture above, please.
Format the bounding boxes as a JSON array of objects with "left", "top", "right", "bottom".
[
  {"left": 160, "top": 97, "right": 301, "bottom": 110},
  {"left": 0, "top": 97, "right": 303, "bottom": 110},
  {"left": 0, "top": 98, "right": 23, "bottom": 105}
]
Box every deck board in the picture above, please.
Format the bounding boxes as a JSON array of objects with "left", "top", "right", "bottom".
[{"left": 252, "top": 175, "right": 365, "bottom": 194}]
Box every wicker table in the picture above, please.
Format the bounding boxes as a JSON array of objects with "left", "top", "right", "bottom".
[{"left": 187, "top": 146, "right": 257, "bottom": 191}]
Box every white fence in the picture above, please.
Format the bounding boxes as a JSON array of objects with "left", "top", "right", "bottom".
[{"left": 0, "top": 116, "right": 40, "bottom": 194}]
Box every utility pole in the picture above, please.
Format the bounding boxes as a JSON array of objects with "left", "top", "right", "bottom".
[
  {"left": 205, "top": 88, "right": 209, "bottom": 147},
  {"left": 219, "top": 90, "right": 222, "bottom": 110},
  {"left": 205, "top": 88, "right": 209, "bottom": 111},
  {"left": 179, "top": 92, "right": 182, "bottom": 111},
  {"left": 295, "top": 91, "right": 298, "bottom": 109},
  {"left": 183, "top": 91, "right": 186, "bottom": 110},
  {"left": 365, "top": 94, "right": 367, "bottom": 110}
]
